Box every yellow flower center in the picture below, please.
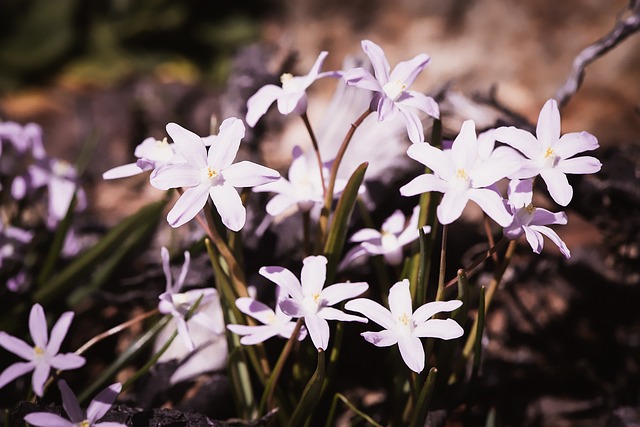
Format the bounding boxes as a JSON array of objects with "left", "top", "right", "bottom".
[
  {"left": 78, "top": 419, "right": 90, "bottom": 427},
  {"left": 544, "top": 147, "right": 554, "bottom": 158},
  {"left": 34, "top": 346, "right": 44, "bottom": 355},
  {"left": 398, "top": 313, "right": 411, "bottom": 326},
  {"left": 156, "top": 137, "right": 169, "bottom": 148},
  {"left": 456, "top": 169, "right": 468, "bottom": 180},
  {"left": 525, "top": 203, "right": 535, "bottom": 214}
]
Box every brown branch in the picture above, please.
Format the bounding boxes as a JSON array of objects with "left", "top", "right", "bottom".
[{"left": 556, "top": 1, "right": 640, "bottom": 107}]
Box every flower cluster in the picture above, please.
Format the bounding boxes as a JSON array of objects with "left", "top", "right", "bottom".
[{"left": 0, "top": 37, "right": 604, "bottom": 425}]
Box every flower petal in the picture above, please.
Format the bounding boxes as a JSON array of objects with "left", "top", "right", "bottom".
[
  {"left": 343, "top": 68, "right": 383, "bottom": 92},
  {"left": 321, "top": 281, "right": 368, "bottom": 306},
  {"left": 413, "top": 300, "right": 463, "bottom": 324},
  {"left": 229, "top": 325, "right": 279, "bottom": 345},
  {"left": 531, "top": 208, "right": 567, "bottom": 226},
  {"left": 305, "top": 315, "right": 330, "bottom": 350},
  {"left": 246, "top": 84, "right": 283, "bottom": 127},
  {"left": 49, "top": 353, "right": 85, "bottom": 370},
  {"left": 398, "top": 336, "right": 425, "bottom": 373},
  {"left": 361, "top": 330, "right": 399, "bottom": 347},
  {"left": 361, "top": 40, "right": 391, "bottom": 84},
  {"left": 523, "top": 226, "right": 544, "bottom": 254},
  {"left": 555, "top": 131, "right": 599, "bottom": 158},
  {"left": 400, "top": 173, "right": 449, "bottom": 199},
  {"left": 389, "top": 53, "right": 431, "bottom": 87},
  {"left": 266, "top": 194, "right": 296, "bottom": 217},
  {"left": 235, "top": 298, "right": 275, "bottom": 325},
  {"left": 223, "top": 161, "right": 280, "bottom": 187},
  {"left": 468, "top": 188, "right": 512, "bottom": 227},
  {"left": 405, "top": 143, "right": 455, "bottom": 181},
  {"left": 47, "top": 311, "right": 74, "bottom": 356},
  {"left": 507, "top": 179, "right": 533, "bottom": 208},
  {"left": 102, "top": 163, "right": 144, "bottom": 180},
  {"left": 301, "top": 255, "right": 328, "bottom": 297},
  {"left": 397, "top": 104, "right": 424, "bottom": 144},
  {"left": 279, "top": 299, "right": 304, "bottom": 318},
  {"left": 350, "top": 228, "right": 382, "bottom": 243},
  {"left": 301, "top": 51, "right": 329, "bottom": 88},
  {"left": 529, "top": 225, "right": 571, "bottom": 258},
  {"left": 413, "top": 318, "right": 464, "bottom": 340},
  {"left": 166, "top": 184, "right": 210, "bottom": 228},
  {"left": 150, "top": 164, "right": 201, "bottom": 190},
  {"left": 32, "top": 362, "right": 51, "bottom": 397},
  {"left": 437, "top": 190, "right": 469, "bottom": 225},
  {"left": 470, "top": 157, "right": 520, "bottom": 188},
  {"left": 318, "top": 307, "right": 367, "bottom": 323},
  {"left": 451, "top": 120, "right": 478, "bottom": 171},
  {"left": 87, "top": 382, "right": 121, "bottom": 423},
  {"left": 0, "top": 332, "right": 35, "bottom": 360},
  {"left": 539, "top": 168, "right": 572, "bottom": 206},
  {"left": 58, "top": 380, "right": 83, "bottom": 423},
  {"left": 557, "top": 156, "right": 602, "bottom": 175},
  {"left": 345, "top": 298, "right": 395, "bottom": 330},
  {"left": 29, "top": 304, "right": 48, "bottom": 349},
  {"left": 0, "top": 362, "right": 34, "bottom": 389},
  {"left": 399, "top": 91, "right": 439, "bottom": 120},
  {"left": 494, "top": 126, "right": 542, "bottom": 160},
  {"left": 388, "top": 280, "right": 413, "bottom": 318},
  {"left": 166, "top": 123, "right": 207, "bottom": 169},
  {"left": 209, "top": 184, "right": 245, "bottom": 232},
  {"left": 259, "top": 266, "right": 303, "bottom": 300},
  {"left": 209, "top": 118, "right": 245, "bottom": 170},
  {"left": 24, "top": 412, "right": 73, "bottom": 427},
  {"left": 536, "top": 99, "right": 561, "bottom": 148}
]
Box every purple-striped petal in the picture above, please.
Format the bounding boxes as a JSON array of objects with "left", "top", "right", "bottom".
[
  {"left": 399, "top": 91, "right": 439, "bottom": 120},
  {"left": 58, "top": 379, "right": 83, "bottom": 423},
  {"left": 361, "top": 40, "right": 391, "bottom": 84},
  {"left": 361, "top": 330, "right": 399, "bottom": 347},
  {"left": 529, "top": 225, "right": 571, "bottom": 258}
]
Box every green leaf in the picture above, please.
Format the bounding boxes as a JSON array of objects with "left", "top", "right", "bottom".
[
  {"left": 323, "top": 162, "right": 368, "bottom": 283},
  {"left": 289, "top": 349, "right": 326, "bottom": 427},
  {"left": 409, "top": 367, "right": 438, "bottom": 427},
  {"left": 35, "top": 198, "right": 167, "bottom": 307}
]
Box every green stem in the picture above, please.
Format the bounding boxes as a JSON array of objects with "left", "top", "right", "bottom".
[
  {"left": 259, "top": 318, "right": 304, "bottom": 412},
  {"left": 444, "top": 236, "right": 509, "bottom": 289}
]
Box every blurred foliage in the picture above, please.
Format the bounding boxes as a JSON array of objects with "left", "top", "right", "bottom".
[{"left": 0, "top": 0, "right": 281, "bottom": 91}]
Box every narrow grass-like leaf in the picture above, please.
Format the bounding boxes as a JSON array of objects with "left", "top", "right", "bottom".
[
  {"left": 36, "top": 192, "right": 77, "bottom": 287},
  {"left": 323, "top": 162, "right": 368, "bottom": 283},
  {"left": 78, "top": 315, "right": 170, "bottom": 404},
  {"left": 325, "top": 393, "right": 384, "bottom": 427},
  {"left": 289, "top": 349, "right": 325, "bottom": 427},
  {"left": 408, "top": 367, "right": 438, "bottom": 427},
  {"left": 35, "top": 198, "right": 167, "bottom": 306}
]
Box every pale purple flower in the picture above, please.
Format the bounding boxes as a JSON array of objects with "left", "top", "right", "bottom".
[
  {"left": 343, "top": 40, "right": 439, "bottom": 144},
  {"left": 341, "top": 205, "right": 429, "bottom": 267},
  {"left": 494, "top": 99, "right": 601, "bottom": 206},
  {"left": 260, "top": 255, "right": 369, "bottom": 350},
  {"left": 0, "top": 121, "right": 46, "bottom": 159},
  {"left": 102, "top": 136, "right": 185, "bottom": 180},
  {"left": 1, "top": 219, "right": 34, "bottom": 292},
  {"left": 11, "top": 157, "right": 86, "bottom": 229},
  {"left": 157, "top": 247, "right": 224, "bottom": 351},
  {"left": 253, "top": 145, "right": 347, "bottom": 217},
  {"left": 24, "top": 380, "right": 125, "bottom": 427},
  {"left": 504, "top": 179, "right": 570, "bottom": 258},
  {"left": 150, "top": 118, "right": 280, "bottom": 231},
  {"left": 246, "top": 51, "right": 329, "bottom": 127},
  {"left": 400, "top": 120, "right": 519, "bottom": 226},
  {"left": 0, "top": 304, "right": 85, "bottom": 397},
  {"left": 345, "top": 279, "right": 463, "bottom": 373},
  {"left": 227, "top": 295, "right": 307, "bottom": 345}
]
